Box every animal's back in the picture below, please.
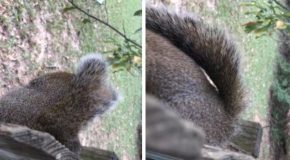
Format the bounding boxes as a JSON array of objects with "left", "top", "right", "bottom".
[{"left": 0, "top": 72, "right": 74, "bottom": 129}]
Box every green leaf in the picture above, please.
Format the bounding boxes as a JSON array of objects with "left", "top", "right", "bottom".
[
  {"left": 254, "top": 24, "right": 271, "bottom": 35},
  {"left": 243, "top": 21, "right": 260, "bottom": 33},
  {"left": 244, "top": 11, "right": 259, "bottom": 15},
  {"left": 134, "top": 9, "right": 142, "bottom": 16},
  {"left": 243, "top": 21, "right": 259, "bottom": 27},
  {"left": 285, "top": 12, "right": 290, "bottom": 17},
  {"left": 82, "top": 18, "right": 91, "bottom": 24},
  {"left": 63, "top": 6, "right": 76, "bottom": 13},
  {"left": 240, "top": 2, "right": 256, "bottom": 7}
]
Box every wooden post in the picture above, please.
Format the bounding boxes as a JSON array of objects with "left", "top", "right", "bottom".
[
  {"left": 146, "top": 119, "right": 262, "bottom": 160},
  {"left": 147, "top": 146, "right": 256, "bottom": 160},
  {"left": 229, "top": 120, "right": 263, "bottom": 158},
  {"left": 0, "top": 123, "right": 119, "bottom": 160},
  {"left": 80, "top": 147, "right": 118, "bottom": 160}
]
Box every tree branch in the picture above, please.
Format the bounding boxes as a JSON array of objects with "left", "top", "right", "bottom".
[
  {"left": 274, "top": 0, "right": 288, "bottom": 11},
  {"left": 68, "top": 0, "right": 141, "bottom": 48}
]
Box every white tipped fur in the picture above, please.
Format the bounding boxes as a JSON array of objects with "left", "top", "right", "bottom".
[
  {"left": 75, "top": 53, "right": 120, "bottom": 112},
  {"left": 106, "top": 92, "right": 121, "bottom": 113},
  {"left": 75, "top": 53, "right": 107, "bottom": 75},
  {"left": 147, "top": 2, "right": 202, "bottom": 22}
]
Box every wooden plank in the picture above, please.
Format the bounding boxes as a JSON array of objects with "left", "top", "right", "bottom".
[
  {"left": 146, "top": 150, "right": 182, "bottom": 160},
  {"left": 146, "top": 120, "right": 262, "bottom": 160},
  {"left": 147, "top": 146, "right": 255, "bottom": 160},
  {"left": 0, "top": 123, "right": 78, "bottom": 160},
  {"left": 201, "top": 145, "right": 255, "bottom": 160},
  {"left": 80, "top": 147, "right": 119, "bottom": 160},
  {"left": 229, "top": 120, "right": 263, "bottom": 158},
  {"left": 0, "top": 123, "right": 119, "bottom": 160}
]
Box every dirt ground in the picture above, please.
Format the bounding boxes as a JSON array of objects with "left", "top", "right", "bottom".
[{"left": 0, "top": 0, "right": 80, "bottom": 95}]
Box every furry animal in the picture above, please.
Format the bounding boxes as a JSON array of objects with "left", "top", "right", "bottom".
[
  {"left": 146, "top": 6, "right": 246, "bottom": 146},
  {"left": 0, "top": 53, "right": 118, "bottom": 154},
  {"left": 146, "top": 94, "right": 204, "bottom": 159}
]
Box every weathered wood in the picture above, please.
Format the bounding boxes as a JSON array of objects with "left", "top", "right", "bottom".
[
  {"left": 201, "top": 145, "right": 255, "bottom": 160},
  {"left": 80, "top": 147, "right": 118, "bottom": 160},
  {"left": 229, "top": 120, "right": 263, "bottom": 158},
  {"left": 146, "top": 150, "right": 183, "bottom": 160},
  {"left": 0, "top": 123, "right": 78, "bottom": 160},
  {"left": 146, "top": 120, "right": 262, "bottom": 160},
  {"left": 147, "top": 145, "right": 256, "bottom": 160},
  {"left": 0, "top": 123, "right": 119, "bottom": 160}
]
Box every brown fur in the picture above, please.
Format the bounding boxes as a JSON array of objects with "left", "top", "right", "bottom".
[
  {"left": 0, "top": 54, "right": 118, "bottom": 155},
  {"left": 146, "top": 6, "right": 246, "bottom": 146}
]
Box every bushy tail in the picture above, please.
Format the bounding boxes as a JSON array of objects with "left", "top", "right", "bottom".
[
  {"left": 74, "top": 53, "right": 107, "bottom": 87},
  {"left": 146, "top": 6, "right": 245, "bottom": 117}
]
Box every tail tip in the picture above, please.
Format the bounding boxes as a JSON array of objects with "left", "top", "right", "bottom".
[{"left": 75, "top": 53, "right": 107, "bottom": 76}]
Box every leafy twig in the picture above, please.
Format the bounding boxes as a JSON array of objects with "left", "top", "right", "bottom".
[
  {"left": 68, "top": 0, "right": 141, "bottom": 48},
  {"left": 274, "top": 0, "right": 288, "bottom": 11}
]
